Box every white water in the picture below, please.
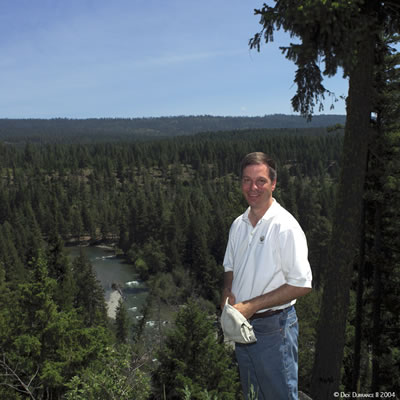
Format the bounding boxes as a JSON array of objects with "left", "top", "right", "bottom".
[{"left": 66, "top": 245, "right": 148, "bottom": 320}]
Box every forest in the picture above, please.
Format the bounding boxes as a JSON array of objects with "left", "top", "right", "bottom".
[
  {"left": 0, "top": 114, "right": 345, "bottom": 143},
  {"left": 1, "top": 1, "right": 400, "bottom": 398},
  {"left": 0, "top": 118, "right": 399, "bottom": 399}
]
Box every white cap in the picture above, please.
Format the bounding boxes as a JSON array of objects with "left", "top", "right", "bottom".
[{"left": 221, "top": 299, "right": 257, "bottom": 344}]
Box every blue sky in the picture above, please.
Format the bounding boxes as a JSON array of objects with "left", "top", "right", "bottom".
[{"left": 1, "top": 0, "right": 348, "bottom": 119}]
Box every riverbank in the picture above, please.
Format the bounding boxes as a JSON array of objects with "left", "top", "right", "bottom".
[
  {"left": 66, "top": 244, "right": 148, "bottom": 322},
  {"left": 106, "top": 289, "right": 122, "bottom": 319},
  {"left": 64, "top": 234, "right": 118, "bottom": 249}
]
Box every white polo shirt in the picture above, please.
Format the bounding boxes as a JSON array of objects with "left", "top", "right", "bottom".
[{"left": 223, "top": 199, "right": 312, "bottom": 311}]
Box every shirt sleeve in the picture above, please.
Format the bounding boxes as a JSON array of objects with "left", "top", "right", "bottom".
[
  {"left": 223, "top": 224, "right": 235, "bottom": 272},
  {"left": 278, "top": 225, "right": 312, "bottom": 288}
]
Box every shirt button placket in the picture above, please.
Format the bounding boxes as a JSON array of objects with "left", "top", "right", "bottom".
[{"left": 249, "top": 229, "right": 256, "bottom": 246}]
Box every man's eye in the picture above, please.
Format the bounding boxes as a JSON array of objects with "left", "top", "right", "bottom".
[{"left": 256, "top": 179, "right": 267, "bottom": 186}]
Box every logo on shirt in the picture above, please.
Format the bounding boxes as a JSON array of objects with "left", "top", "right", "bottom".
[{"left": 260, "top": 235, "right": 265, "bottom": 242}]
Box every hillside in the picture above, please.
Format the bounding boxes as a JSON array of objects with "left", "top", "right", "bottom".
[{"left": 0, "top": 114, "right": 345, "bottom": 143}]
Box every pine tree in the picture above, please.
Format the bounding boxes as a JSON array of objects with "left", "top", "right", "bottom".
[
  {"left": 2, "top": 250, "right": 112, "bottom": 399},
  {"left": 249, "top": 3, "right": 400, "bottom": 397},
  {"left": 185, "top": 214, "right": 220, "bottom": 302},
  {"left": 115, "top": 298, "right": 129, "bottom": 344},
  {"left": 349, "top": 40, "right": 400, "bottom": 393},
  {"left": 153, "top": 298, "right": 239, "bottom": 400},
  {"left": 63, "top": 345, "right": 151, "bottom": 400},
  {"left": 46, "top": 232, "right": 76, "bottom": 310},
  {"left": 0, "top": 222, "right": 26, "bottom": 285},
  {"left": 73, "top": 251, "right": 107, "bottom": 327}
]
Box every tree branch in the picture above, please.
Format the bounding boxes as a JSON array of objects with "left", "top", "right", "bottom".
[{"left": 0, "top": 355, "right": 38, "bottom": 400}]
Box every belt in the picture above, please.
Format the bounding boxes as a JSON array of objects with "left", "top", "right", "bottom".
[{"left": 249, "top": 307, "right": 287, "bottom": 321}]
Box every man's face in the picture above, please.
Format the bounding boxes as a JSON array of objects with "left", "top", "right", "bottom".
[{"left": 241, "top": 163, "right": 276, "bottom": 210}]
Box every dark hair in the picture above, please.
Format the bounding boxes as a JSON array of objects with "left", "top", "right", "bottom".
[{"left": 240, "top": 152, "right": 277, "bottom": 181}]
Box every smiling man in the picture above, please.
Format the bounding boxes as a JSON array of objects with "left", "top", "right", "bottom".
[{"left": 221, "top": 152, "right": 312, "bottom": 400}]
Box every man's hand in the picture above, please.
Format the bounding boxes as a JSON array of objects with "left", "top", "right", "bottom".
[{"left": 233, "top": 301, "right": 257, "bottom": 320}]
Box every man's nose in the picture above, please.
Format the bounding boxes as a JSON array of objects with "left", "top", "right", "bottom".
[{"left": 250, "top": 181, "right": 258, "bottom": 190}]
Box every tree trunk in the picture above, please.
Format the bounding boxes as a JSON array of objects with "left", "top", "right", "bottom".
[
  {"left": 351, "top": 198, "right": 367, "bottom": 392},
  {"left": 371, "top": 203, "right": 383, "bottom": 392},
  {"left": 310, "top": 32, "right": 375, "bottom": 399}
]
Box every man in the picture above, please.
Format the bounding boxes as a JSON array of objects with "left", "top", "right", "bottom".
[{"left": 221, "top": 152, "right": 312, "bottom": 400}]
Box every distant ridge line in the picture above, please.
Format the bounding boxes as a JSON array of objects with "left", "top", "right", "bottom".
[{"left": 0, "top": 114, "right": 346, "bottom": 143}]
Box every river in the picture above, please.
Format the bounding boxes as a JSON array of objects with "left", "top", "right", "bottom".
[{"left": 66, "top": 245, "right": 148, "bottom": 321}]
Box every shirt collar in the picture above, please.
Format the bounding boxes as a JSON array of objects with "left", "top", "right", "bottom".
[{"left": 242, "top": 198, "right": 279, "bottom": 224}]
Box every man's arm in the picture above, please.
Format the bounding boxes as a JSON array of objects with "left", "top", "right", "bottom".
[
  {"left": 220, "top": 271, "right": 236, "bottom": 310},
  {"left": 233, "top": 284, "right": 311, "bottom": 319}
]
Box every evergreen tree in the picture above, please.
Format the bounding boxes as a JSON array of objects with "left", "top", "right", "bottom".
[
  {"left": 73, "top": 251, "right": 107, "bottom": 327},
  {"left": 115, "top": 298, "right": 130, "bottom": 344},
  {"left": 0, "top": 222, "right": 26, "bottom": 285},
  {"left": 347, "top": 39, "right": 400, "bottom": 393},
  {"left": 0, "top": 250, "right": 110, "bottom": 399},
  {"left": 249, "top": 2, "right": 400, "bottom": 397},
  {"left": 46, "top": 232, "right": 76, "bottom": 310},
  {"left": 153, "top": 298, "right": 239, "bottom": 400},
  {"left": 64, "top": 345, "right": 151, "bottom": 400}
]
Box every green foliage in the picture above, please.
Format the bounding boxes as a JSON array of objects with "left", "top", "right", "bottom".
[
  {"left": 153, "top": 298, "right": 240, "bottom": 400},
  {"left": 343, "top": 95, "right": 400, "bottom": 393},
  {"left": 64, "top": 345, "right": 151, "bottom": 400},
  {"left": 250, "top": 1, "right": 399, "bottom": 398},
  {"left": 46, "top": 232, "right": 76, "bottom": 310},
  {"left": 296, "top": 290, "right": 322, "bottom": 392},
  {"left": 339, "top": 38, "right": 400, "bottom": 395},
  {"left": 0, "top": 251, "right": 110, "bottom": 399},
  {"left": 0, "top": 126, "right": 346, "bottom": 397},
  {"left": 115, "top": 298, "right": 130, "bottom": 344},
  {"left": 148, "top": 272, "right": 184, "bottom": 306},
  {"left": 73, "top": 251, "right": 108, "bottom": 327},
  {"left": 250, "top": 0, "right": 399, "bottom": 118},
  {"left": 138, "top": 238, "right": 167, "bottom": 279}
]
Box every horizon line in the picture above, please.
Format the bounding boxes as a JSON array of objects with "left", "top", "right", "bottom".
[{"left": 0, "top": 113, "right": 347, "bottom": 121}]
